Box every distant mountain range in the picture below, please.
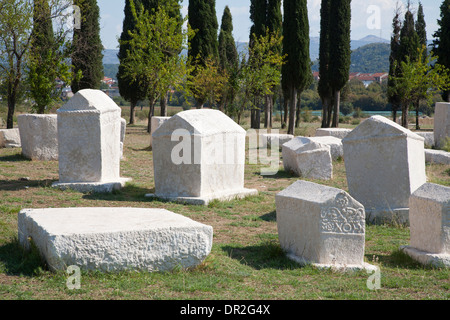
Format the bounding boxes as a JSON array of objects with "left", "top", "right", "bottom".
[{"left": 103, "top": 35, "right": 394, "bottom": 78}]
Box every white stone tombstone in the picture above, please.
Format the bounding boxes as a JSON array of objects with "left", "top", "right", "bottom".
[
  {"left": 146, "top": 109, "right": 257, "bottom": 205},
  {"left": 260, "top": 133, "right": 294, "bottom": 149},
  {"left": 401, "top": 183, "right": 450, "bottom": 268},
  {"left": 276, "top": 180, "right": 376, "bottom": 271},
  {"left": 17, "top": 114, "right": 58, "bottom": 160},
  {"left": 52, "top": 89, "right": 131, "bottom": 193},
  {"left": 434, "top": 102, "right": 450, "bottom": 149},
  {"left": 150, "top": 116, "right": 171, "bottom": 147},
  {"left": 282, "top": 137, "right": 333, "bottom": 180},
  {"left": 120, "top": 118, "right": 126, "bottom": 159},
  {"left": 0, "top": 128, "right": 21, "bottom": 148},
  {"left": 18, "top": 207, "right": 213, "bottom": 272},
  {"left": 342, "top": 116, "right": 427, "bottom": 224},
  {"left": 315, "top": 128, "right": 352, "bottom": 140}
]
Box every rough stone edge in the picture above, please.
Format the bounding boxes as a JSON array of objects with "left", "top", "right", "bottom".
[
  {"left": 400, "top": 246, "right": 450, "bottom": 268},
  {"left": 52, "top": 178, "right": 132, "bottom": 193},
  {"left": 286, "top": 253, "right": 378, "bottom": 273},
  {"left": 145, "top": 188, "right": 258, "bottom": 206}
]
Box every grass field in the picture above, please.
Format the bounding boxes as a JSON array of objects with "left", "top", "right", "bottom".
[{"left": 0, "top": 112, "right": 449, "bottom": 301}]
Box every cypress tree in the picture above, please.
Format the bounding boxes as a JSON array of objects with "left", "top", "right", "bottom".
[
  {"left": 28, "top": 0, "right": 55, "bottom": 114},
  {"left": 433, "top": 0, "right": 450, "bottom": 102},
  {"left": 282, "top": 0, "right": 311, "bottom": 135},
  {"left": 387, "top": 7, "right": 402, "bottom": 123},
  {"left": 188, "top": 0, "right": 219, "bottom": 63},
  {"left": 71, "top": 0, "right": 104, "bottom": 93},
  {"left": 266, "top": 0, "right": 282, "bottom": 128},
  {"left": 398, "top": 5, "right": 420, "bottom": 127},
  {"left": 249, "top": 0, "right": 267, "bottom": 46},
  {"left": 188, "top": 0, "right": 219, "bottom": 108},
  {"left": 218, "top": 6, "right": 238, "bottom": 113},
  {"left": 218, "top": 6, "right": 238, "bottom": 73},
  {"left": 117, "top": 0, "right": 147, "bottom": 124},
  {"left": 328, "top": 0, "right": 351, "bottom": 128},
  {"left": 318, "top": 0, "right": 332, "bottom": 128},
  {"left": 415, "top": 2, "right": 427, "bottom": 129}
]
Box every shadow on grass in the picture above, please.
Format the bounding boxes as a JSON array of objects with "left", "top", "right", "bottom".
[
  {"left": 0, "top": 153, "right": 30, "bottom": 162},
  {"left": 81, "top": 183, "right": 155, "bottom": 202},
  {"left": 0, "top": 238, "right": 47, "bottom": 277},
  {"left": 253, "top": 168, "right": 294, "bottom": 180},
  {"left": 221, "top": 242, "right": 300, "bottom": 271},
  {"left": 365, "top": 249, "right": 436, "bottom": 270},
  {"left": 0, "top": 179, "right": 57, "bottom": 191},
  {"left": 259, "top": 210, "right": 276, "bottom": 222}
]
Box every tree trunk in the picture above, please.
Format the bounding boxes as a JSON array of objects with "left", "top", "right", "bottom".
[
  {"left": 160, "top": 91, "right": 168, "bottom": 117},
  {"left": 401, "top": 104, "right": 409, "bottom": 128},
  {"left": 415, "top": 99, "right": 420, "bottom": 130},
  {"left": 147, "top": 100, "right": 156, "bottom": 133},
  {"left": 321, "top": 97, "right": 329, "bottom": 128},
  {"left": 392, "top": 108, "right": 397, "bottom": 124},
  {"left": 264, "top": 95, "right": 270, "bottom": 128},
  {"left": 269, "top": 96, "right": 273, "bottom": 128},
  {"left": 288, "top": 86, "right": 297, "bottom": 135},
  {"left": 332, "top": 90, "right": 340, "bottom": 128},
  {"left": 6, "top": 81, "right": 18, "bottom": 129},
  {"left": 282, "top": 97, "right": 288, "bottom": 129},
  {"left": 129, "top": 100, "right": 137, "bottom": 125},
  {"left": 295, "top": 95, "right": 301, "bottom": 128},
  {"left": 255, "top": 108, "right": 261, "bottom": 129}
]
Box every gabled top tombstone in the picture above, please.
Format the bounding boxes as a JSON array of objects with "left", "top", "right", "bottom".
[
  {"left": 53, "top": 89, "right": 130, "bottom": 193},
  {"left": 342, "top": 116, "right": 426, "bottom": 223},
  {"left": 148, "top": 109, "right": 257, "bottom": 205}
]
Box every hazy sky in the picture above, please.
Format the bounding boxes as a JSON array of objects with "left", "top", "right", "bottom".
[{"left": 98, "top": 0, "right": 441, "bottom": 50}]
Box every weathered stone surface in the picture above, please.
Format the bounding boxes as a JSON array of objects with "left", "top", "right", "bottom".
[
  {"left": 342, "top": 116, "right": 427, "bottom": 223},
  {"left": 276, "top": 180, "right": 375, "bottom": 271},
  {"left": 434, "top": 102, "right": 450, "bottom": 149},
  {"left": 316, "top": 128, "right": 352, "bottom": 139},
  {"left": 309, "top": 136, "right": 343, "bottom": 161},
  {"left": 282, "top": 137, "right": 333, "bottom": 180},
  {"left": 18, "top": 207, "right": 213, "bottom": 272},
  {"left": 415, "top": 132, "right": 435, "bottom": 148},
  {"left": 52, "top": 89, "right": 131, "bottom": 193},
  {"left": 425, "top": 149, "right": 450, "bottom": 165},
  {"left": 260, "top": 133, "right": 294, "bottom": 149},
  {"left": 17, "top": 114, "right": 58, "bottom": 160},
  {"left": 0, "top": 128, "right": 21, "bottom": 148},
  {"left": 150, "top": 116, "right": 171, "bottom": 147},
  {"left": 147, "top": 109, "right": 257, "bottom": 205},
  {"left": 120, "top": 118, "right": 126, "bottom": 159},
  {"left": 401, "top": 183, "right": 450, "bottom": 268}
]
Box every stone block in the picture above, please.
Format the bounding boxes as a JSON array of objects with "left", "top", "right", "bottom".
[
  {"left": 17, "top": 114, "right": 58, "bottom": 160},
  {"left": 425, "top": 149, "right": 450, "bottom": 165},
  {"left": 282, "top": 137, "right": 333, "bottom": 180},
  {"left": 52, "top": 89, "right": 131, "bottom": 193},
  {"left": 147, "top": 109, "right": 257, "bottom": 205},
  {"left": 342, "top": 116, "right": 427, "bottom": 224},
  {"left": 434, "top": 102, "right": 450, "bottom": 149},
  {"left": 18, "top": 207, "right": 213, "bottom": 272},
  {"left": 150, "top": 116, "right": 171, "bottom": 147},
  {"left": 260, "top": 133, "right": 294, "bottom": 149},
  {"left": 415, "top": 132, "right": 435, "bottom": 148},
  {"left": 316, "top": 128, "right": 352, "bottom": 139},
  {"left": 0, "top": 128, "right": 21, "bottom": 148},
  {"left": 401, "top": 183, "right": 450, "bottom": 267},
  {"left": 275, "top": 180, "right": 375, "bottom": 271}
]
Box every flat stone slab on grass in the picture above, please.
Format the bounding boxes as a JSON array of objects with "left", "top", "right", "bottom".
[
  {"left": 18, "top": 207, "right": 213, "bottom": 272},
  {"left": 425, "top": 149, "right": 450, "bottom": 165},
  {"left": 259, "top": 133, "right": 294, "bottom": 148},
  {"left": 315, "top": 128, "right": 352, "bottom": 139}
]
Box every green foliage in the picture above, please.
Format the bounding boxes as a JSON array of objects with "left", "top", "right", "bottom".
[
  {"left": 391, "top": 47, "right": 450, "bottom": 111},
  {"left": 71, "top": 0, "right": 104, "bottom": 93},
  {"left": 120, "top": 1, "right": 189, "bottom": 110},
  {"left": 351, "top": 43, "right": 391, "bottom": 73},
  {"left": 26, "top": 0, "right": 73, "bottom": 114},
  {"left": 433, "top": 0, "right": 450, "bottom": 101},
  {"left": 188, "top": 0, "right": 219, "bottom": 65}
]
